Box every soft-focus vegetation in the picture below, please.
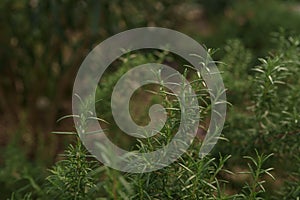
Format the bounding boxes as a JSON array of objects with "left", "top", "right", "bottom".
[{"left": 1, "top": 0, "right": 299, "bottom": 199}]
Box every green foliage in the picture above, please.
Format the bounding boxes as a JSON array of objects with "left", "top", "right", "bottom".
[
  {"left": 250, "top": 34, "right": 300, "bottom": 158},
  {"left": 277, "top": 155, "right": 300, "bottom": 199},
  {"left": 1, "top": 0, "right": 300, "bottom": 199},
  {"left": 213, "top": 34, "right": 299, "bottom": 198},
  {"left": 207, "top": 0, "right": 300, "bottom": 57},
  {"left": 219, "top": 39, "right": 253, "bottom": 105},
  {"left": 46, "top": 141, "right": 97, "bottom": 200},
  {"left": 240, "top": 150, "right": 275, "bottom": 199},
  {"left": 0, "top": 138, "right": 45, "bottom": 199},
  {"left": 1, "top": 29, "right": 300, "bottom": 199},
  {"left": 38, "top": 49, "right": 279, "bottom": 199},
  {"left": 252, "top": 56, "right": 289, "bottom": 127}
]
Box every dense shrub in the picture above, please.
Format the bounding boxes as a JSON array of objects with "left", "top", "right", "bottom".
[
  {"left": 5, "top": 33, "right": 299, "bottom": 199},
  {"left": 1, "top": 1, "right": 300, "bottom": 199}
]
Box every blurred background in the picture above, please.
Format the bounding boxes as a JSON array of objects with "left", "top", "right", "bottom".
[{"left": 0, "top": 0, "right": 300, "bottom": 198}]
